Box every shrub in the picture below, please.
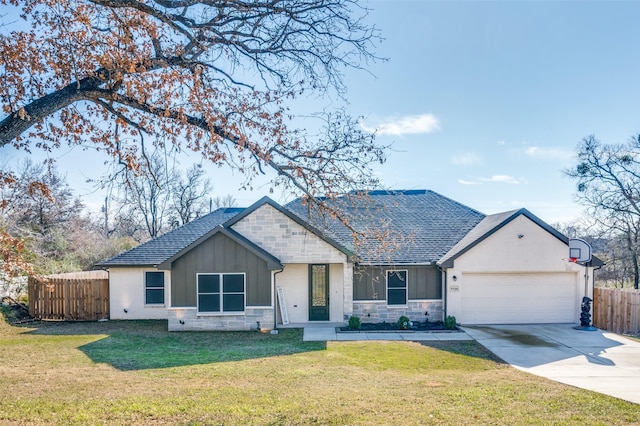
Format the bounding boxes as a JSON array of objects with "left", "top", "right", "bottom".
[
  {"left": 397, "top": 315, "right": 410, "bottom": 330},
  {"left": 444, "top": 315, "right": 457, "bottom": 330},
  {"left": 348, "top": 315, "right": 361, "bottom": 330}
]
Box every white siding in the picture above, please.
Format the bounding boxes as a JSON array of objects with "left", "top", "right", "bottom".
[
  {"left": 275, "top": 263, "right": 345, "bottom": 323},
  {"left": 109, "top": 267, "right": 170, "bottom": 320},
  {"left": 445, "top": 215, "right": 591, "bottom": 324}
]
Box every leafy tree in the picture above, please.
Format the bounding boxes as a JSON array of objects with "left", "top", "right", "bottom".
[
  {"left": 1, "top": 160, "right": 84, "bottom": 236},
  {"left": 565, "top": 135, "right": 640, "bottom": 288},
  {"left": 0, "top": 0, "right": 387, "bottom": 273},
  {"left": 0, "top": 0, "right": 385, "bottom": 202},
  {"left": 0, "top": 160, "right": 136, "bottom": 276}
]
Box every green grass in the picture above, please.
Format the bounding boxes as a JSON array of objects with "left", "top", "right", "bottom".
[{"left": 0, "top": 309, "right": 638, "bottom": 425}]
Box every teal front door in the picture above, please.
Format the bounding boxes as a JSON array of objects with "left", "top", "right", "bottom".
[{"left": 309, "top": 264, "right": 329, "bottom": 321}]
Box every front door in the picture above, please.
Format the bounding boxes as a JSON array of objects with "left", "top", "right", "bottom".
[{"left": 309, "top": 264, "right": 330, "bottom": 321}]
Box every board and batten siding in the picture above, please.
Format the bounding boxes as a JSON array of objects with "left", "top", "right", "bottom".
[
  {"left": 353, "top": 265, "right": 442, "bottom": 301},
  {"left": 170, "top": 232, "right": 272, "bottom": 307}
]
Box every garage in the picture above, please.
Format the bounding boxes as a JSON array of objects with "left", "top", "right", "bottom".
[{"left": 459, "top": 272, "right": 579, "bottom": 324}]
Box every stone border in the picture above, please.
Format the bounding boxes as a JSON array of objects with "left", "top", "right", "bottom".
[{"left": 336, "top": 327, "right": 463, "bottom": 333}]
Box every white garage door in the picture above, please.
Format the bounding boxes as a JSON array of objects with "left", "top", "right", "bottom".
[{"left": 460, "top": 272, "right": 578, "bottom": 324}]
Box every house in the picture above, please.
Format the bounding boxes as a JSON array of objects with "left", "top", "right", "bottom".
[{"left": 96, "top": 190, "right": 601, "bottom": 330}]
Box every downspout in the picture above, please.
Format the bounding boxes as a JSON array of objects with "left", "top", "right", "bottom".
[
  {"left": 273, "top": 267, "right": 284, "bottom": 330},
  {"left": 438, "top": 266, "right": 447, "bottom": 321}
]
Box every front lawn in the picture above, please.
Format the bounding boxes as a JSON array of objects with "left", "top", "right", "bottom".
[{"left": 0, "top": 310, "right": 638, "bottom": 425}]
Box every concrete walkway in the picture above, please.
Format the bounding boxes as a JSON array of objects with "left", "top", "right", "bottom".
[
  {"left": 300, "top": 323, "right": 472, "bottom": 342},
  {"left": 463, "top": 324, "right": 640, "bottom": 405}
]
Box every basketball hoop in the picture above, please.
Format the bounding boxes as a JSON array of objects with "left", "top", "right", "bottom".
[{"left": 569, "top": 257, "right": 578, "bottom": 263}]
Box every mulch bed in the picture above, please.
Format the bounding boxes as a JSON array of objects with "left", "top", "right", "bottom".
[
  {"left": 1, "top": 296, "right": 35, "bottom": 324},
  {"left": 339, "top": 321, "right": 458, "bottom": 332}
]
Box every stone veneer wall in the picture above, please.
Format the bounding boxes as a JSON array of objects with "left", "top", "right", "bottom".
[
  {"left": 230, "top": 204, "right": 347, "bottom": 264},
  {"left": 167, "top": 307, "right": 274, "bottom": 331},
  {"left": 352, "top": 300, "right": 443, "bottom": 324}
]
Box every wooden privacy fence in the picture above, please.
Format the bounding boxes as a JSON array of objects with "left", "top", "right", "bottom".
[
  {"left": 28, "top": 271, "right": 109, "bottom": 321},
  {"left": 593, "top": 287, "right": 640, "bottom": 335}
]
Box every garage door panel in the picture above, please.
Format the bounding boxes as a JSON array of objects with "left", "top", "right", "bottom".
[
  {"left": 463, "top": 284, "right": 574, "bottom": 299},
  {"left": 464, "top": 309, "right": 575, "bottom": 324},
  {"left": 462, "top": 297, "right": 574, "bottom": 311},
  {"left": 460, "top": 272, "right": 577, "bottom": 324}
]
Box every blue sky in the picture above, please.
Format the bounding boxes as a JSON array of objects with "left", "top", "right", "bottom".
[{"left": 2, "top": 0, "right": 640, "bottom": 224}]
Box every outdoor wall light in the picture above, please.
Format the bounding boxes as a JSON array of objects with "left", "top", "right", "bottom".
[
  {"left": 452, "top": 275, "right": 458, "bottom": 281},
  {"left": 518, "top": 234, "right": 525, "bottom": 239},
  {"left": 179, "top": 320, "right": 185, "bottom": 325},
  {"left": 123, "top": 308, "right": 128, "bottom": 313}
]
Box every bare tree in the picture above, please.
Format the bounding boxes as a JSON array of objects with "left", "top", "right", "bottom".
[
  {"left": 171, "top": 164, "right": 211, "bottom": 227},
  {"left": 212, "top": 195, "right": 238, "bottom": 210},
  {"left": 114, "top": 152, "right": 172, "bottom": 239},
  {"left": 565, "top": 134, "right": 640, "bottom": 288}
]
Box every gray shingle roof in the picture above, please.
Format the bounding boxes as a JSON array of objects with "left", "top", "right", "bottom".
[
  {"left": 98, "top": 190, "right": 521, "bottom": 267},
  {"left": 285, "top": 190, "right": 486, "bottom": 264},
  {"left": 96, "top": 207, "right": 244, "bottom": 267}
]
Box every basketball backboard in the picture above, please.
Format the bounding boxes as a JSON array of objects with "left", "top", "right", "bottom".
[{"left": 569, "top": 238, "right": 592, "bottom": 263}]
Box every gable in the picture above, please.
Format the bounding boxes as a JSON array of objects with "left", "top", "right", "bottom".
[
  {"left": 447, "top": 215, "right": 572, "bottom": 272},
  {"left": 438, "top": 208, "right": 577, "bottom": 269},
  {"left": 230, "top": 204, "right": 348, "bottom": 263},
  {"left": 158, "top": 225, "right": 282, "bottom": 271},
  {"left": 170, "top": 231, "right": 273, "bottom": 307}
]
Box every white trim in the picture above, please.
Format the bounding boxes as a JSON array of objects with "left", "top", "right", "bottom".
[
  {"left": 246, "top": 306, "right": 273, "bottom": 309},
  {"left": 407, "top": 299, "right": 444, "bottom": 302},
  {"left": 197, "top": 312, "right": 247, "bottom": 317},
  {"left": 353, "top": 299, "right": 386, "bottom": 303},
  {"left": 167, "top": 307, "right": 197, "bottom": 311},
  {"left": 358, "top": 263, "right": 437, "bottom": 267},
  {"left": 144, "top": 270, "right": 166, "bottom": 306},
  {"left": 386, "top": 269, "right": 408, "bottom": 306}
]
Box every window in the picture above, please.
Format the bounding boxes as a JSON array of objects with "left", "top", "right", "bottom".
[
  {"left": 387, "top": 270, "right": 407, "bottom": 305},
  {"left": 145, "top": 271, "right": 165, "bottom": 305},
  {"left": 197, "top": 273, "right": 245, "bottom": 313}
]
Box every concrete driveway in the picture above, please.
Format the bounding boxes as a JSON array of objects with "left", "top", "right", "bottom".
[{"left": 463, "top": 324, "right": 640, "bottom": 405}]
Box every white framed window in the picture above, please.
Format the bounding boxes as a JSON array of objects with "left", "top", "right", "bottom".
[
  {"left": 145, "top": 271, "right": 165, "bottom": 305},
  {"left": 387, "top": 270, "right": 407, "bottom": 305},
  {"left": 197, "top": 273, "right": 245, "bottom": 313}
]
